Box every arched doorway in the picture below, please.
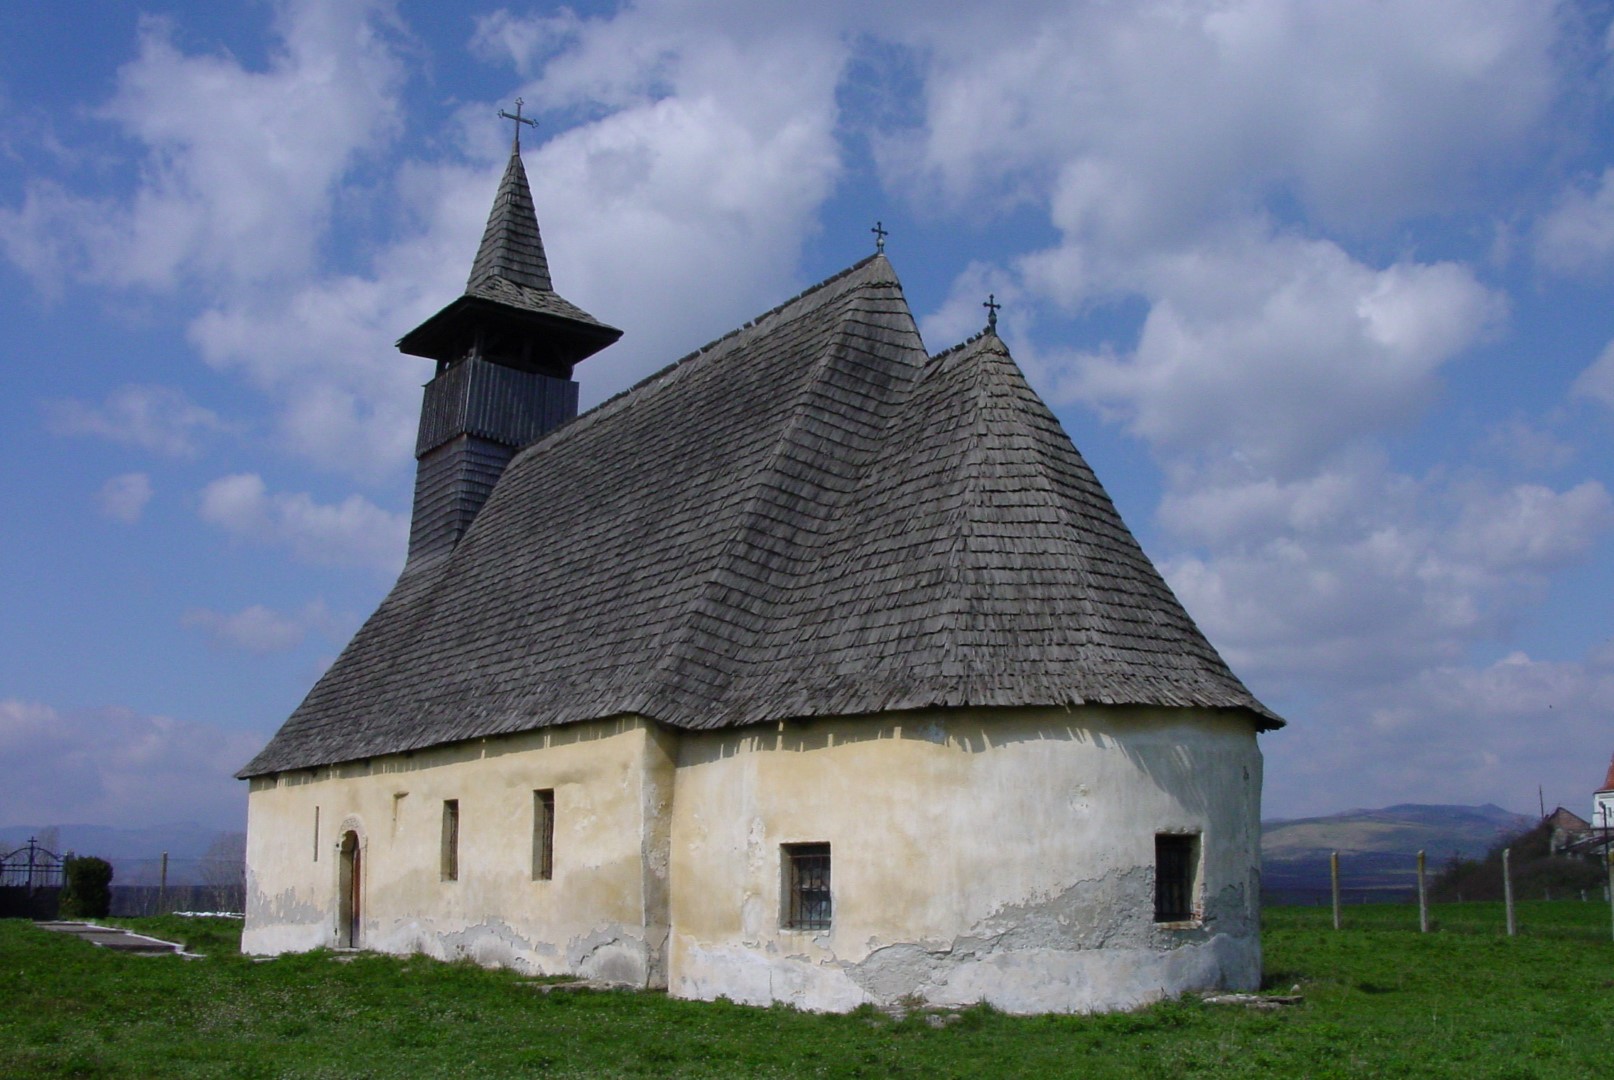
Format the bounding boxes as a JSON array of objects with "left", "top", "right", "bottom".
[{"left": 337, "top": 830, "right": 361, "bottom": 948}]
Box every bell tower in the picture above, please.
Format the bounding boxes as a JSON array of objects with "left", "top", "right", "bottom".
[{"left": 397, "top": 102, "right": 621, "bottom": 568}]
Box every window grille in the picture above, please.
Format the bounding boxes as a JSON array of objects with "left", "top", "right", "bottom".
[
  {"left": 533, "top": 789, "right": 554, "bottom": 881},
  {"left": 1154, "top": 833, "right": 1198, "bottom": 922},
  {"left": 782, "top": 843, "right": 831, "bottom": 930},
  {"left": 441, "top": 799, "right": 460, "bottom": 881}
]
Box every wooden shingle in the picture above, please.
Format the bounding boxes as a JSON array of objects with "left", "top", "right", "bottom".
[{"left": 240, "top": 256, "right": 1276, "bottom": 778}]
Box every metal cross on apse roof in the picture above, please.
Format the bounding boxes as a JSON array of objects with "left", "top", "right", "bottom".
[
  {"left": 984, "top": 293, "right": 1000, "bottom": 330},
  {"left": 499, "top": 98, "right": 539, "bottom": 150},
  {"left": 871, "top": 220, "right": 888, "bottom": 253}
]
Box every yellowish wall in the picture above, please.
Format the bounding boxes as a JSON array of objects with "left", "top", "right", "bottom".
[
  {"left": 243, "top": 705, "right": 1265, "bottom": 1013},
  {"left": 242, "top": 716, "right": 675, "bottom": 985},
  {"left": 667, "top": 706, "right": 1263, "bottom": 1013}
]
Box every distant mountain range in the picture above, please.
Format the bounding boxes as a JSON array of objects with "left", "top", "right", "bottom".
[{"left": 1262, "top": 803, "right": 1534, "bottom": 903}]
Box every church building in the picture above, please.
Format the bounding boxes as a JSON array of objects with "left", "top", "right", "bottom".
[{"left": 239, "top": 119, "right": 1282, "bottom": 1014}]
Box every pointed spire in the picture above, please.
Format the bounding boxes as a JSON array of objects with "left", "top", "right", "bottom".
[
  {"left": 397, "top": 104, "right": 619, "bottom": 369},
  {"left": 467, "top": 145, "right": 553, "bottom": 294}
]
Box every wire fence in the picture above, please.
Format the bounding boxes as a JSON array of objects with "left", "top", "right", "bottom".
[{"left": 1266, "top": 848, "right": 1614, "bottom": 942}]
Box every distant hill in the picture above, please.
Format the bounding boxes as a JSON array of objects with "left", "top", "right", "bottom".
[
  {"left": 0, "top": 822, "right": 236, "bottom": 886},
  {"left": 1262, "top": 803, "right": 1533, "bottom": 904}
]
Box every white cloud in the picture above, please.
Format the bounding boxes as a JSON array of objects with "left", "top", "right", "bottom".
[
  {"left": 181, "top": 599, "right": 343, "bottom": 654},
  {"left": 186, "top": 272, "right": 434, "bottom": 477},
  {"left": 1573, "top": 338, "right": 1614, "bottom": 410},
  {"left": 97, "top": 473, "right": 154, "bottom": 524},
  {"left": 1161, "top": 461, "right": 1613, "bottom": 692},
  {"left": 0, "top": 699, "right": 260, "bottom": 829},
  {"left": 1264, "top": 648, "right": 1614, "bottom": 817},
  {"left": 0, "top": 0, "right": 404, "bottom": 295},
  {"left": 883, "top": 0, "right": 1560, "bottom": 237},
  {"left": 1449, "top": 480, "right": 1613, "bottom": 573},
  {"left": 1481, "top": 418, "right": 1576, "bottom": 473},
  {"left": 43, "top": 385, "right": 229, "bottom": 458},
  {"left": 1046, "top": 227, "right": 1505, "bottom": 475},
  {"left": 1536, "top": 168, "right": 1614, "bottom": 275},
  {"left": 198, "top": 473, "right": 406, "bottom": 573},
  {"left": 3, "top": 0, "right": 414, "bottom": 479}
]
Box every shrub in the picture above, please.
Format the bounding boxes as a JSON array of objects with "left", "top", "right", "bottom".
[
  {"left": 60, "top": 856, "right": 114, "bottom": 918},
  {"left": 1430, "top": 820, "right": 1604, "bottom": 902}
]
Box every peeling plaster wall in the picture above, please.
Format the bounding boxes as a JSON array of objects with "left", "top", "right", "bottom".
[
  {"left": 243, "top": 716, "right": 674, "bottom": 986},
  {"left": 667, "top": 706, "right": 1263, "bottom": 1014}
]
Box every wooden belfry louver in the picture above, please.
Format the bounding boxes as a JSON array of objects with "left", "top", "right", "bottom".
[{"left": 396, "top": 103, "right": 621, "bottom": 568}]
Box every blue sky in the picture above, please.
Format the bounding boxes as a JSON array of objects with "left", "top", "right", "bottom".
[{"left": 4, "top": 0, "right": 1614, "bottom": 832}]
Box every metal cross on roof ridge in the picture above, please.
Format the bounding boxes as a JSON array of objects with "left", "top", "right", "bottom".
[
  {"left": 984, "top": 293, "right": 1000, "bottom": 330},
  {"left": 871, "top": 220, "right": 888, "bottom": 253},
  {"left": 499, "top": 97, "right": 539, "bottom": 151}
]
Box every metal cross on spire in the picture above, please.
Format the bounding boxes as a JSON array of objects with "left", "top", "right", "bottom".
[
  {"left": 871, "top": 220, "right": 888, "bottom": 254},
  {"left": 499, "top": 98, "right": 539, "bottom": 151},
  {"left": 984, "top": 293, "right": 1001, "bottom": 331}
]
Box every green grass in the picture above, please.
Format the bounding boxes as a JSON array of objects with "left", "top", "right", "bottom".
[{"left": 2, "top": 904, "right": 1610, "bottom": 1078}]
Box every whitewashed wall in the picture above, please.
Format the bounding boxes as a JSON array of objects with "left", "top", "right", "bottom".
[{"left": 667, "top": 706, "right": 1264, "bottom": 1014}]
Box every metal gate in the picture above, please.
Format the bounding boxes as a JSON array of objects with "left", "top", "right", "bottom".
[{"left": 0, "top": 838, "right": 66, "bottom": 919}]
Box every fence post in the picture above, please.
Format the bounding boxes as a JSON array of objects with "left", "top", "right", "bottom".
[
  {"left": 1607, "top": 849, "right": 1613, "bottom": 942},
  {"left": 159, "top": 851, "right": 168, "bottom": 914},
  {"left": 1502, "top": 847, "right": 1516, "bottom": 937},
  {"left": 1417, "top": 850, "right": 1428, "bottom": 933},
  {"left": 1330, "top": 851, "right": 1341, "bottom": 930}
]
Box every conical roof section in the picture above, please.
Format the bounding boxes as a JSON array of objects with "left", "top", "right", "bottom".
[
  {"left": 714, "top": 326, "right": 1279, "bottom": 725},
  {"left": 466, "top": 148, "right": 552, "bottom": 293},
  {"left": 1601, "top": 754, "right": 1614, "bottom": 792}
]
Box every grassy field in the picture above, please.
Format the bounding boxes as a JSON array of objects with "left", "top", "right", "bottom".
[{"left": 2, "top": 903, "right": 1610, "bottom": 1078}]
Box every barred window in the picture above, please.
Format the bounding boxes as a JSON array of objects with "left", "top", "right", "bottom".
[
  {"left": 1154, "top": 833, "right": 1198, "bottom": 922},
  {"left": 533, "top": 789, "right": 554, "bottom": 881},
  {"left": 441, "top": 799, "right": 460, "bottom": 882},
  {"left": 782, "top": 843, "right": 831, "bottom": 930}
]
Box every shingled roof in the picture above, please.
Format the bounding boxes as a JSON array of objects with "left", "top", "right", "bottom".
[
  {"left": 396, "top": 146, "right": 619, "bottom": 365},
  {"left": 241, "top": 255, "right": 1277, "bottom": 777}
]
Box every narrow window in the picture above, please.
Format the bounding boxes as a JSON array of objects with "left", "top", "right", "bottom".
[
  {"left": 441, "top": 799, "right": 460, "bottom": 881},
  {"left": 1154, "top": 833, "right": 1199, "bottom": 922},
  {"left": 782, "top": 843, "right": 832, "bottom": 930},
  {"left": 391, "top": 792, "right": 408, "bottom": 837},
  {"left": 313, "top": 806, "right": 320, "bottom": 862},
  {"left": 533, "top": 789, "right": 555, "bottom": 881}
]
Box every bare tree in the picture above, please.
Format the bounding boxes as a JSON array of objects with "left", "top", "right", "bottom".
[{"left": 200, "top": 832, "right": 246, "bottom": 912}]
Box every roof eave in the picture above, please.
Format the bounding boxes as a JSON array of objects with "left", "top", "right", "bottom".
[{"left": 397, "top": 295, "right": 623, "bottom": 364}]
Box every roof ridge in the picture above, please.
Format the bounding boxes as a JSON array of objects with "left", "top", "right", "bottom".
[
  {"left": 644, "top": 274, "right": 923, "bottom": 716},
  {"left": 518, "top": 255, "right": 900, "bottom": 457},
  {"left": 928, "top": 326, "right": 999, "bottom": 365},
  {"left": 935, "top": 334, "right": 993, "bottom": 682},
  {"left": 954, "top": 341, "right": 1105, "bottom": 674}
]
